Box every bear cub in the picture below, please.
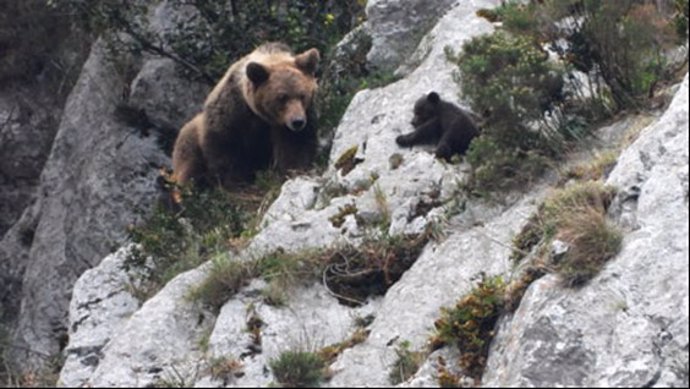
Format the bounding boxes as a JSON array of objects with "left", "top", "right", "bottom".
[
  {"left": 172, "top": 42, "right": 320, "bottom": 190},
  {"left": 396, "top": 92, "right": 479, "bottom": 161}
]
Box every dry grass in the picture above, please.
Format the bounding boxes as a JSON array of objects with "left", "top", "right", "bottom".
[
  {"left": 555, "top": 207, "right": 623, "bottom": 286},
  {"left": 189, "top": 231, "right": 432, "bottom": 311},
  {"left": 510, "top": 181, "right": 622, "bottom": 288},
  {"left": 562, "top": 151, "right": 619, "bottom": 183}
]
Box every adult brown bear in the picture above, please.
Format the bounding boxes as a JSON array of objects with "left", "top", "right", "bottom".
[{"left": 172, "top": 42, "right": 320, "bottom": 190}]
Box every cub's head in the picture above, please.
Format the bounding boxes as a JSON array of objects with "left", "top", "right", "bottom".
[
  {"left": 411, "top": 92, "right": 441, "bottom": 127},
  {"left": 246, "top": 48, "right": 320, "bottom": 132}
]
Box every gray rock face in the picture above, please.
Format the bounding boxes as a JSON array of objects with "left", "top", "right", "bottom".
[
  {"left": 59, "top": 1, "right": 511, "bottom": 386},
  {"left": 1, "top": 0, "right": 214, "bottom": 371},
  {"left": 0, "top": 89, "right": 60, "bottom": 238},
  {"left": 56, "top": 0, "right": 689, "bottom": 387},
  {"left": 86, "top": 264, "right": 213, "bottom": 387},
  {"left": 364, "top": 0, "right": 458, "bottom": 72},
  {"left": 482, "top": 75, "right": 689, "bottom": 388},
  {"left": 58, "top": 245, "right": 142, "bottom": 387},
  {"left": 128, "top": 58, "right": 209, "bottom": 131},
  {"left": 7, "top": 40, "right": 170, "bottom": 369}
]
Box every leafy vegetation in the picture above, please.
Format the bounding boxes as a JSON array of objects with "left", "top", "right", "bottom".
[
  {"left": 0, "top": 0, "right": 89, "bottom": 90},
  {"left": 125, "top": 185, "right": 248, "bottom": 300},
  {"left": 431, "top": 275, "right": 505, "bottom": 381},
  {"left": 451, "top": 32, "right": 573, "bottom": 193},
  {"left": 50, "top": 0, "right": 366, "bottom": 82},
  {"left": 458, "top": 0, "right": 684, "bottom": 194}
]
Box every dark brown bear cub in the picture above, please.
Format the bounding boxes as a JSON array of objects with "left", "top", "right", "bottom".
[
  {"left": 396, "top": 92, "right": 479, "bottom": 161},
  {"left": 172, "top": 42, "right": 319, "bottom": 190}
]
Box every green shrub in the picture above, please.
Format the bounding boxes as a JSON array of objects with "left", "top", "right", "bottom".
[
  {"left": 674, "top": 0, "right": 689, "bottom": 41},
  {"left": 464, "top": 0, "right": 680, "bottom": 194},
  {"left": 125, "top": 186, "right": 247, "bottom": 299},
  {"left": 52, "top": 0, "right": 366, "bottom": 83},
  {"left": 453, "top": 32, "right": 570, "bottom": 192},
  {"left": 432, "top": 276, "right": 505, "bottom": 380},
  {"left": 388, "top": 341, "right": 426, "bottom": 385},
  {"left": 270, "top": 350, "right": 326, "bottom": 387},
  {"left": 495, "top": 0, "right": 678, "bottom": 110}
]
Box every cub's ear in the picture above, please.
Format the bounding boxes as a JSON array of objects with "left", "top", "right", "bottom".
[
  {"left": 295, "top": 48, "right": 320, "bottom": 76},
  {"left": 427, "top": 92, "right": 441, "bottom": 104},
  {"left": 247, "top": 62, "right": 270, "bottom": 85}
]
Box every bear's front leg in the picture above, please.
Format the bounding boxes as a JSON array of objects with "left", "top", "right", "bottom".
[
  {"left": 271, "top": 126, "right": 317, "bottom": 173},
  {"left": 396, "top": 118, "right": 440, "bottom": 147}
]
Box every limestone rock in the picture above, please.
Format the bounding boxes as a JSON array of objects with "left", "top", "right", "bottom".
[
  {"left": 8, "top": 40, "right": 169, "bottom": 369},
  {"left": 482, "top": 75, "right": 689, "bottom": 388},
  {"left": 364, "top": 0, "right": 457, "bottom": 72}
]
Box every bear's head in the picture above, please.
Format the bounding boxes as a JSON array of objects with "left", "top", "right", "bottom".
[
  {"left": 246, "top": 48, "right": 320, "bottom": 132},
  {"left": 411, "top": 92, "right": 441, "bottom": 127}
]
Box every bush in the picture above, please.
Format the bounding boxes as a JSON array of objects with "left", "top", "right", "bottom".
[
  {"left": 125, "top": 186, "right": 248, "bottom": 299},
  {"left": 493, "top": 0, "right": 678, "bottom": 110},
  {"left": 432, "top": 275, "right": 505, "bottom": 380},
  {"left": 555, "top": 206, "right": 623, "bottom": 286},
  {"left": 463, "top": 0, "right": 681, "bottom": 194},
  {"left": 270, "top": 350, "right": 326, "bottom": 387},
  {"left": 52, "top": 0, "right": 365, "bottom": 83},
  {"left": 453, "top": 32, "right": 572, "bottom": 192}
]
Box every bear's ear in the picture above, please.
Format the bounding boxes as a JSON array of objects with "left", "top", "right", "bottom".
[
  {"left": 427, "top": 92, "right": 441, "bottom": 104},
  {"left": 295, "top": 48, "right": 320, "bottom": 76},
  {"left": 247, "top": 62, "right": 270, "bottom": 85}
]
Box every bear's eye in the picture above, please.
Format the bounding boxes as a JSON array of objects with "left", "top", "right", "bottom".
[{"left": 278, "top": 93, "right": 289, "bottom": 104}]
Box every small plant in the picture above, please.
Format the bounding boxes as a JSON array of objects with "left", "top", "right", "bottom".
[
  {"left": 555, "top": 207, "right": 623, "bottom": 286},
  {"left": 432, "top": 275, "right": 505, "bottom": 380},
  {"left": 125, "top": 185, "right": 248, "bottom": 300},
  {"left": 561, "top": 151, "right": 619, "bottom": 183},
  {"left": 329, "top": 203, "right": 358, "bottom": 228},
  {"left": 373, "top": 184, "right": 392, "bottom": 232},
  {"left": 270, "top": 350, "right": 327, "bottom": 387},
  {"left": 503, "top": 266, "right": 547, "bottom": 312},
  {"left": 317, "top": 327, "right": 370, "bottom": 364},
  {"left": 388, "top": 340, "right": 426, "bottom": 385},
  {"left": 509, "top": 181, "right": 622, "bottom": 287},
  {"left": 190, "top": 229, "right": 432, "bottom": 311},
  {"left": 436, "top": 355, "right": 463, "bottom": 388},
  {"left": 187, "top": 254, "right": 255, "bottom": 312},
  {"left": 207, "top": 356, "right": 244, "bottom": 385},
  {"left": 334, "top": 145, "right": 361, "bottom": 176}
]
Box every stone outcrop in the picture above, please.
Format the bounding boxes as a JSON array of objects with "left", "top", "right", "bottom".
[
  {"left": 482, "top": 74, "right": 689, "bottom": 388},
  {"left": 1, "top": 0, "right": 684, "bottom": 386}
]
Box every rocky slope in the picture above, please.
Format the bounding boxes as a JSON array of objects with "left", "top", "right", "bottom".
[{"left": 1, "top": 0, "right": 687, "bottom": 387}]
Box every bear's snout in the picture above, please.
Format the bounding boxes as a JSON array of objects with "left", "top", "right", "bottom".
[{"left": 288, "top": 117, "right": 307, "bottom": 132}]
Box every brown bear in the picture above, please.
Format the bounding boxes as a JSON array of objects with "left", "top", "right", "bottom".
[
  {"left": 396, "top": 92, "right": 479, "bottom": 161},
  {"left": 172, "top": 42, "right": 320, "bottom": 190}
]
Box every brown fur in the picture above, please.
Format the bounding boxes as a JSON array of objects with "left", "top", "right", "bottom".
[{"left": 172, "top": 42, "right": 319, "bottom": 190}]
